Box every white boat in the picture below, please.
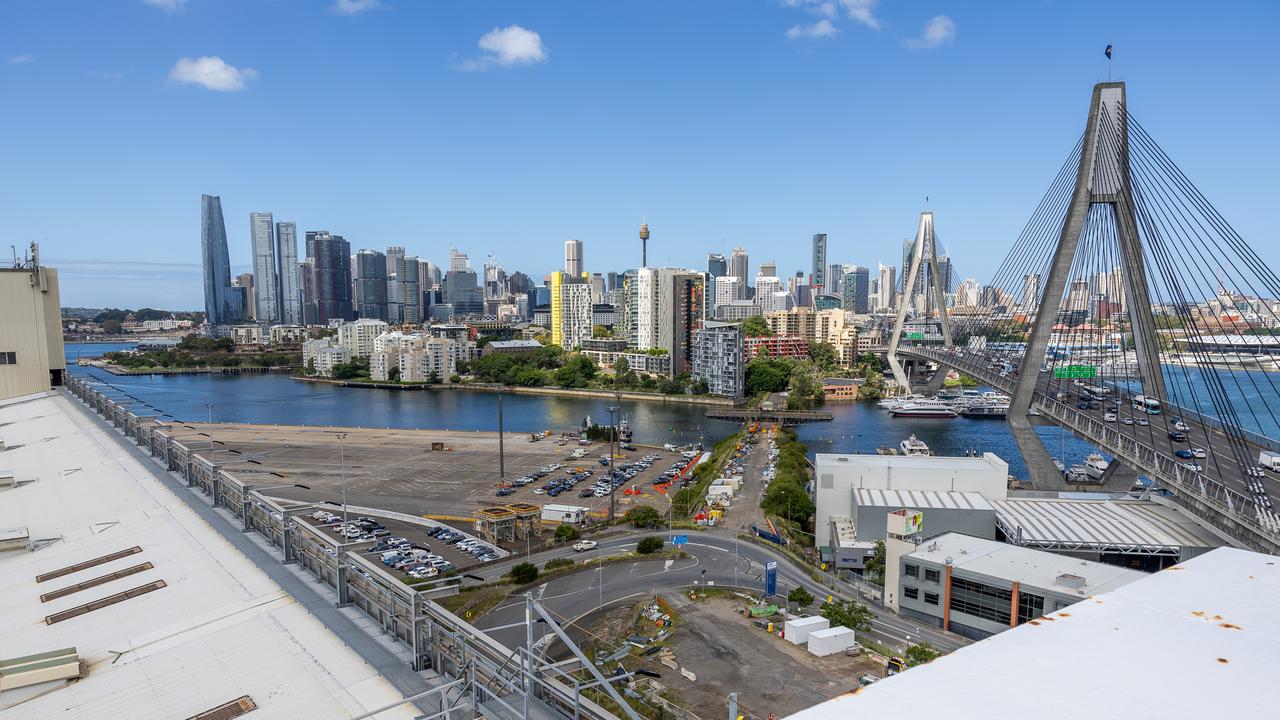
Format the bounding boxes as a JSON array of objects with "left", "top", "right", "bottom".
[
  {"left": 900, "top": 434, "right": 932, "bottom": 456},
  {"left": 1084, "top": 453, "right": 1109, "bottom": 480},
  {"left": 889, "top": 400, "right": 957, "bottom": 419}
]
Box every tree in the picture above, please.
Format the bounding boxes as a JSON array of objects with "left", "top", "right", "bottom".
[
  {"left": 819, "top": 599, "right": 873, "bottom": 633},
  {"left": 508, "top": 562, "right": 539, "bottom": 584},
  {"left": 808, "top": 342, "right": 839, "bottom": 369},
  {"left": 741, "top": 315, "right": 772, "bottom": 337},
  {"left": 614, "top": 356, "right": 630, "bottom": 377},
  {"left": 905, "top": 642, "right": 941, "bottom": 667},
  {"left": 555, "top": 524, "right": 581, "bottom": 542},
  {"left": 387, "top": 367, "right": 400, "bottom": 382},
  {"left": 624, "top": 506, "right": 662, "bottom": 529},
  {"left": 306, "top": 358, "right": 317, "bottom": 376},
  {"left": 689, "top": 378, "right": 709, "bottom": 395},
  {"left": 636, "top": 536, "right": 665, "bottom": 554},
  {"left": 592, "top": 324, "right": 612, "bottom": 338},
  {"left": 762, "top": 479, "right": 814, "bottom": 525},
  {"left": 102, "top": 318, "right": 123, "bottom": 335},
  {"left": 787, "top": 586, "right": 814, "bottom": 608},
  {"left": 745, "top": 358, "right": 791, "bottom": 395},
  {"left": 863, "top": 541, "right": 886, "bottom": 585},
  {"left": 427, "top": 370, "right": 441, "bottom": 384}
]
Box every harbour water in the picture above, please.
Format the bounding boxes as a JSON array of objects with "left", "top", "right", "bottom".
[{"left": 67, "top": 342, "right": 1280, "bottom": 480}]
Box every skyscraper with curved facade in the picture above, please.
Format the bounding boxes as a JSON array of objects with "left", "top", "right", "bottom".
[{"left": 201, "top": 194, "right": 244, "bottom": 325}]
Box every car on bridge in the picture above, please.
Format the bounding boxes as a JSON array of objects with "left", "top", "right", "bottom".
[{"left": 1169, "top": 431, "right": 1187, "bottom": 442}]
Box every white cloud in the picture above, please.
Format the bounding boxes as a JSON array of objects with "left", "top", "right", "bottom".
[
  {"left": 7, "top": 54, "right": 34, "bottom": 64},
  {"left": 905, "top": 15, "right": 956, "bottom": 49},
  {"left": 838, "top": 0, "right": 879, "bottom": 30},
  {"left": 143, "top": 0, "right": 187, "bottom": 13},
  {"left": 454, "top": 25, "right": 548, "bottom": 71},
  {"left": 782, "top": 0, "right": 878, "bottom": 34},
  {"left": 330, "top": 0, "right": 381, "bottom": 15},
  {"left": 168, "top": 56, "right": 257, "bottom": 91},
  {"left": 786, "top": 19, "right": 838, "bottom": 40}
]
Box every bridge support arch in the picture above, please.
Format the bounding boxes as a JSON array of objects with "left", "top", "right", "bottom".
[
  {"left": 887, "top": 211, "right": 954, "bottom": 392},
  {"left": 1009, "top": 82, "right": 1169, "bottom": 489}
]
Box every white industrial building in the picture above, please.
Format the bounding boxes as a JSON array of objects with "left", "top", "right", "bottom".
[
  {"left": 0, "top": 253, "right": 64, "bottom": 401},
  {"left": 891, "top": 532, "right": 1147, "bottom": 640},
  {"left": 813, "top": 453, "right": 1009, "bottom": 549},
  {"left": 785, "top": 546, "right": 1279, "bottom": 720}
]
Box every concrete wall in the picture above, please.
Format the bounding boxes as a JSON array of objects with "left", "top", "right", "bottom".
[
  {"left": 855, "top": 503, "right": 997, "bottom": 543},
  {"left": 0, "top": 267, "right": 64, "bottom": 401}
]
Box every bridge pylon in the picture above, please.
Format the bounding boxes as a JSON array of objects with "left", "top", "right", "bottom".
[
  {"left": 887, "top": 211, "right": 954, "bottom": 391},
  {"left": 1009, "top": 81, "right": 1169, "bottom": 488}
]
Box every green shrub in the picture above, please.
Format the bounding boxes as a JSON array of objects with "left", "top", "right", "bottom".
[
  {"left": 555, "top": 524, "right": 581, "bottom": 542},
  {"left": 625, "top": 506, "right": 662, "bottom": 529},
  {"left": 636, "top": 536, "right": 665, "bottom": 554},
  {"left": 507, "top": 562, "right": 539, "bottom": 584}
]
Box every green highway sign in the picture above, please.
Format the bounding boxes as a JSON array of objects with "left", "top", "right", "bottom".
[
  {"left": 1053, "top": 365, "right": 1097, "bottom": 379},
  {"left": 906, "top": 332, "right": 925, "bottom": 341}
]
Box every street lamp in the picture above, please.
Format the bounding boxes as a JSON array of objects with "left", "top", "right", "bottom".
[{"left": 336, "top": 432, "right": 349, "bottom": 527}]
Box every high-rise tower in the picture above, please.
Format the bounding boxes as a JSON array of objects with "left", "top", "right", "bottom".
[
  {"left": 639, "top": 223, "right": 650, "bottom": 268},
  {"left": 276, "top": 222, "right": 300, "bottom": 325},
  {"left": 201, "top": 194, "right": 243, "bottom": 325},
  {"left": 250, "top": 212, "right": 281, "bottom": 323},
  {"left": 564, "top": 239, "right": 584, "bottom": 276},
  {"left": 812, "top": 233, "right": 828, "bottom": 289}
]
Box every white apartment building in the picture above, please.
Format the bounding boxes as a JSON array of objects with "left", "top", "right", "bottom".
[
  {"left": 338, "top": 318, "right": 389, "bottom": 359},
  {"left": 754, "top": 276, "right": 783, "bottom": 312},
  {"left": 302, "top": 337, "right": 338, "bottom": 369},
  {"left": 714, "top": 276, "right": 743, "bottom": 308},
  {"left": 313, "top": 345, "right": 352, "bottom": 378},
  {"left": 269, "top": 324, "right": 307, "bottom": 345},
  {"left": 400, "top": 337, "right": 455, "bottom": 382},
  {"left": 230, "top": 325, "right": 264, "bottom": 346}
]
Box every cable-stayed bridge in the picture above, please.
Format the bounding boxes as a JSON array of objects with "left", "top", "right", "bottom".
[{"left": 882, "top": 82, "right": 1280, "bottom": 553}]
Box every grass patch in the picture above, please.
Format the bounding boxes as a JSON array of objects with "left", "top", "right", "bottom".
[{"left": 437, "top": 584, "right": 514, "bottom": 621}]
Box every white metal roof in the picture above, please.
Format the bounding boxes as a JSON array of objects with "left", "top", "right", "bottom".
[
  {"left": 0, "top": 392, "right": 416, "bottom": 719},
  {"left": 816, "top": 452, "right": 1007, "bottom": 472},
  {"left": 905, "top": 532, "right": 1146, "bottom": 596},
  {"left": 994, "top": 496, "right": 1225, "bottom": 554},
  {"left": 785, "top": 546, "right": 1280, "bottom": 720},
  {"left": 856, "top": 488, "right": 995, "bottom": 511}
]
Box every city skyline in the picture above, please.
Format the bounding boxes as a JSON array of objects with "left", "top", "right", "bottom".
[{"left": 4, "top": 1, "right": 1278, "bottom": 308}]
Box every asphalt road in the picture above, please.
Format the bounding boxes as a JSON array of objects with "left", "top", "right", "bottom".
[
  {"left": 473, "top": 533, "right": 968, "bottom": 656},
  {"left": 911, "top": 348, "right": 1278, "bottom": 507}
]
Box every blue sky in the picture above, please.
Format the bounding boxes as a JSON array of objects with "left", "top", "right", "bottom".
[{"left": 2, "top": 0, "right": 1277, "bottom": 310}]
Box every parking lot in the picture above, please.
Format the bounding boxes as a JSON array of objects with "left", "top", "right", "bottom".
[
  {"left": 303, "top": 509, "right": 502, "bottom": 578},
  {"left": 493, "top": 449, "right": 701, "bottom": 514}
]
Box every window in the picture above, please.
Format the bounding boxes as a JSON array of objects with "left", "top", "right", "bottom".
[
  {"left": 903, "top": 586, "right": 919, "bottom": 600},
  {"left": 903, "top": 563, "right": 919, "bottom": 578},
  {"left": 949, "top": 576, "right": 1012, "bottom": 625},
  {"left": 1018, "top": 591, "right": 1045, "bottom": 624},
  {"left": 0, "top": 351, "right": 16, "bottom": 365},
  {"left": 924, "top": 592, "right": 939, "bottom": 606},
  {"left": 924, "top": 568, "right": 941, "bottom": 583}
]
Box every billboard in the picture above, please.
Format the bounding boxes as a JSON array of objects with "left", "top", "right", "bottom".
[
  {"left": 886, "top": 509, "right": 924, "bottom": 536},
  {"left": 765, "top": 560, "right": 778, "bottom": 596}
]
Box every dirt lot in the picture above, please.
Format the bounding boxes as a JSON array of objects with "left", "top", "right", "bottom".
[
  {"left": 657, "top": 595, "right": 882, "bottom": 719},
  {"left": 168, "top": 422, "right": 676, "bottom": 524}
]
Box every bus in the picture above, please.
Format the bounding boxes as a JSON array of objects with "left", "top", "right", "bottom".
[{"left": 1131, "top": 394, "right": 1162, "bottom": 415}]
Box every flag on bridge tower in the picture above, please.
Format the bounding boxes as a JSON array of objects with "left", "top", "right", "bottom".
[{"left": 1105, "top": 44, "right": 1113, "bottom": 59}]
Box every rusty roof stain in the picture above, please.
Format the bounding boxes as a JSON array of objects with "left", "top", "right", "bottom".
[
  {"left": 1218, "top": 658, "right": 1229, "bottom": 664},
  {"left": 1219, "top": 622, "right": 1243, "bottom": 630}
]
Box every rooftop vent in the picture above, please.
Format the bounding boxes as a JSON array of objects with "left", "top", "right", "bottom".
[
  {"left": 0, "top": 647, "right": 83, "bottom": 691},
  {"left": 1055, "top": 573, "right": 1087, "bottom": 591},
  {"left": 36, "top": 546, "right": 142, "bottom": 583},
  {"left": 39, "top": 562, "right": 154, "bottom": 603},
  {"left": 186, "top": 695, "right": 258, "bottom": 720},
  {"left": 44, "top": 580, "right": 167, "bottom": 625}
]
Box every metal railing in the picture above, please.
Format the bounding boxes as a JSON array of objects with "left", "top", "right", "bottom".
[{"left": 64, "top": 375, "right": 627, "bottom": 720}]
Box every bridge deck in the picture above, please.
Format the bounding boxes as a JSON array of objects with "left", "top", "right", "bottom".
[{"left": 894, "top": 346, "right": 1280, "bottom": 553}]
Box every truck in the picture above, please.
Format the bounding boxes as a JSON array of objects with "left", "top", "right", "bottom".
[{"left": 1259, "top": 450, "right": 1280, "bottom": 471}]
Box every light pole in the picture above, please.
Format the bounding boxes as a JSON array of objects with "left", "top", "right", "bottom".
[
  {"left": 607, "top": 403, "right": 619, "bottom": 522},
  {"left": 336, "top": 432, "right": 349, "bottom": 527},
  {"left": 498, "top": 391, "right": 505, "bottom": 485}
]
